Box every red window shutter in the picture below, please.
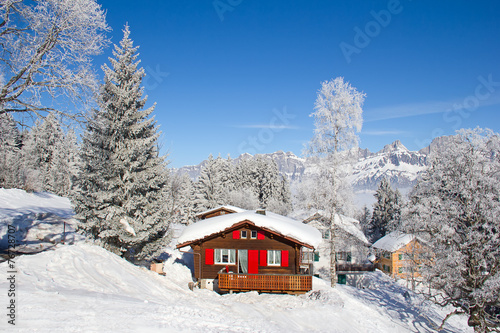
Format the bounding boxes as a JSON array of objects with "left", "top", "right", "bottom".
[
  {"left": 259, "top": 250, "right": 267, "bottom": 267},
  {"left": 281, "top": 250, "right": 289, "bottom": 267},
  {"left": 205, "top": 249, "right": 214, "bottom": 265},
  {"left": 257, "top": 231, "right": 265, "bottom": 240},
  {"left": 232, "top": 230, "right": 240, "bottom": 239},
  {"left": 248, "top": 250, "right": 259, "bottom": 274}
]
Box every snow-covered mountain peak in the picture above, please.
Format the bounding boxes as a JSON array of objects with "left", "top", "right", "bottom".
[
  {"left": 239, "top": 152, "right": 253, "bottom": 159},
  {"left": 378, "top": 140, "right": 409, "bottom": 154}
]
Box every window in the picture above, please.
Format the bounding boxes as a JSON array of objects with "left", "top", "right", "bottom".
[
  {"left": 398, "top": 254, "right": 403, "bottom": 261},
  {"left": 336, "top": 252, "right": 352, "bottom": 262},
  {"left": 301, "top": 250, "right": 316, "bottom": 263},
  {"left": 398, "top": 267, "right": 403, "bottom": 274},
  {"left": 241, "top": 230, "right": 247, "bottom": 239},
  {"left": 267, "top": 250, "right": 281, "bottom": 266},
  {"left": 323, "top": 230, "right": 330, "bottom": 239},
  {"left": 214, "top": 249, "right": 236, "bottom": 265},
  {"left": 251, "top": 230, "right": 257, "bottom": 239},
  {"left": 383, "top": 252, "right": 391, "bottom": 260}
]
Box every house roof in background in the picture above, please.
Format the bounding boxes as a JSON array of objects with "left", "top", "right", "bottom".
[
  {"left": 302, "top": 211, "right": 370, "bottom": 246},
  {"left": 372, "top": 231, "right": 415, "bottom": 252},
  {"left": 195, "top": 205, "right": 247, "bottom": 217}
]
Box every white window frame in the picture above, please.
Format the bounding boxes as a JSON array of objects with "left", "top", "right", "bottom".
[
  {"left": 267, "top": 250, "right": 281, "bottom": 266},
  {"left": 250, "top": 230, "right": 257, "bottom": 239},
  {"left": 214, "top": 249, "right": 236, "bottom": 265},
  {"left": 241, "top": 230, "right": 247, "bottom": 239}
]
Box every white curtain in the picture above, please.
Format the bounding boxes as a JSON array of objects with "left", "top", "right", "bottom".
[{"left": 238, "top": 250, "right": 248, "bottom": 273}]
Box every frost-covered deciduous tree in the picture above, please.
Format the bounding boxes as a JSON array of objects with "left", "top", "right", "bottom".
[
  {"left": 0, "top": 0, "right": 109, "bottom": 119},
  {"left": 74, "top": 26, "right": 170, "bottom": 262},
  {"left": 306, "top": 77, "right": 365, "bottom": 287},
  {"left": 227, "top": 187, "right": 260, "bottom": 210},
  {"left": 404, "top": 128, "right": 500, "bottom": 332},
  {"left": 368, "top": 178, "right": 401, "bottom": 243}
]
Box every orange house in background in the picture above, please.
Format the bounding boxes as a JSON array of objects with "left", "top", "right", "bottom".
[{"left": 372, "top": 231, "right": 425, "bottom": 280}]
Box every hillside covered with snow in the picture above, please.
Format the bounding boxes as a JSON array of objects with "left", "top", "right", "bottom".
[
  {"left": 1, "top": 243, "right": 471, "bottom": 332},
  {"left": 0, "top": 188, "right": 472, "bottom": 332}
]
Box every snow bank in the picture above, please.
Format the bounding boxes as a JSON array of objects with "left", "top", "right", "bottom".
[{"left": 178, "top": 210, "right": 322, "bottom": 248}]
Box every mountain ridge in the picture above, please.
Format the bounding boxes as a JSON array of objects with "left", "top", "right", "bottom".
[{"left": 177, "top": 137, "right": 450, "bottom": 194}]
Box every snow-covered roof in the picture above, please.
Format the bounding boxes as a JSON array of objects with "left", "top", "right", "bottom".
[
  {"left": 333, "top": 214, "right": 370, "bottom": 246},
  {"left": 372, "top": 231, "right": 415, "bottom": 252},
  {"left": 195, "top": 205, "right": 247, "bottom": 217},
  {"left": 300, "top": 210, "right": 370, "bottom": 246},
  {"left": 178, "top": 210, "right": 322, "bottom": 249}
]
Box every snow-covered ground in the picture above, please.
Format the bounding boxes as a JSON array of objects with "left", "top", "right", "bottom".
[
  {"left": 0, "top": 189, "right": 82, "bottom": 253},
  {"left": 0, "top": 189, "right": 471, "bottom": 332}
]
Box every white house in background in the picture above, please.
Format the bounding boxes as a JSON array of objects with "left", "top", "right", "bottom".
[{"left": 301, "top": 212, "right": 373, "bottom": 284}]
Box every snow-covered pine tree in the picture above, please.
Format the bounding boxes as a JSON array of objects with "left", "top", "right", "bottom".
[
  {"left": 233, "top": 155, "right": 254, "bottom": 192},
  {"left": 250, "top": 156, "right": 280, "bottom": 208},
  {"left": 167, "top": 172, "right": 196, "bottom": 225},
  {"left": 62, "top": 129, "right": 80, "bottom": 196},
  {"left": 19, "top": 113, "right": 75, "bottom": 194},
  {"left": 404, "top": 128, "right": 500, "bottom": 331},
  {"left": 194, "top": 154, "right": 228, "bottom": 212},
  {"left": 217, "top": 155, "right": 235, "bottom": 195},
  {"left": 368, "top": 178, "right": 401, "bottom": 243},
  {"left": 306, "top": 77, "right": 365, "bottom": 287},
  {"left": 74, "top": 25, "right": 170, "bottom": 262},
  {"left": 266, "top": 173, "right": 292, "bottom": 215},
  {"left": 0, "top": 113, "right": 22, "bottom": 188},
  {"left": 357, "top": 205, "right": 372, "bottom": 239}
]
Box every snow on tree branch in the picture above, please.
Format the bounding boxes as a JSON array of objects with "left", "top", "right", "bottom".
[{"left": 0, "top": 0, "right": 110, "bottom": 120}]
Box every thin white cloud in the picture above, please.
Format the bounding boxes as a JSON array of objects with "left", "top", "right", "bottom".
[
  {"left": 233, "top": 124, "right": 299, "bottom": 130},
  {"left": 365, "top": 93, "right": 500, "bottom": 122},
  {"left": 362, "top": 130, "right": 409, "bottom": 136}
]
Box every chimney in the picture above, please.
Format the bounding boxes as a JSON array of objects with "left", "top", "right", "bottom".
[{"left": 256, "top": 209, "right": 266, "bottom": 216}]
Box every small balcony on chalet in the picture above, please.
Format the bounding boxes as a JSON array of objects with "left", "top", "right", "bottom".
[
  {"left": 335, "top": 263, "right": 375, "bottom": 274},
  {"left": 218, "top": 273, "right": 312, "bottom": 294}
]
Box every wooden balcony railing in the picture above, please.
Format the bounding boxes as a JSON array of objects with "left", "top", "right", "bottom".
[
  {"left": 336, "top": 263, "right": 375, "bottom": 273},
  {"left": 218, "top": 273, "right": 312, "bottom": 294}
]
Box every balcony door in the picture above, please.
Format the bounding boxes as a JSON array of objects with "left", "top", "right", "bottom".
[{"left": 238, "top": 250, "right": 248, "bottom": 274}]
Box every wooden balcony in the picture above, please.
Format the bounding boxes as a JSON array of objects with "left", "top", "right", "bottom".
[
  {"left": 218, "top": 273, "right": 312, "bottom": 294},
  {"left": 336, "top": 263, "right": 375, "bottom": 274}
]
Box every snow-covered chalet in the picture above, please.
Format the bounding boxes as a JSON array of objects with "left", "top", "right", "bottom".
[{"left": 176, "top": 207, "right": 322, "bottom": 294}]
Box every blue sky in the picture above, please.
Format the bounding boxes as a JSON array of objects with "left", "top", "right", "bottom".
[{"left": 96, "top": 0, "right": 500, "bottom": 168}]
